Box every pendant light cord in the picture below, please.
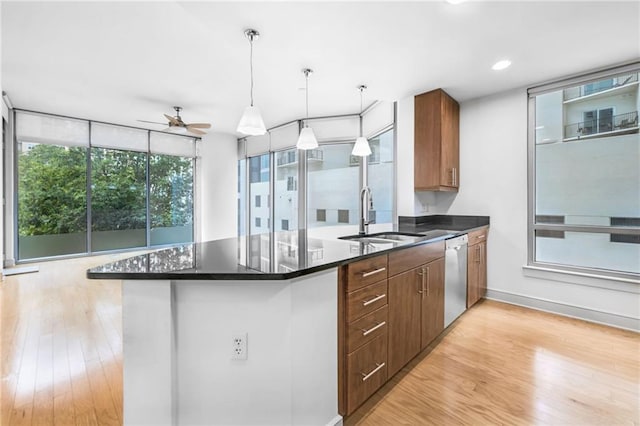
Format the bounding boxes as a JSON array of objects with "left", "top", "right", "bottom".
[
  {"left": 249, "top": 36, "right": 254, "bottom": 107},
  {"left": 305, "top": 71, "right": 310, "bottom": 123}
]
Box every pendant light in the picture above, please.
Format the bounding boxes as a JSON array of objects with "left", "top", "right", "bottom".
[
  {"left": 296, "top": 68, "right": 318, "bottom": 150},
  {"left": 352, "top": 85, "right": 372, "bottom": 156},
  {"left": 237, "top": 29, "right": 267, "bottom": 136}
]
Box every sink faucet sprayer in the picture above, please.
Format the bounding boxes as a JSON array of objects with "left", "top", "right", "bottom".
[{"left": 359, "top": 186, "right": 374, "bottom": 235}]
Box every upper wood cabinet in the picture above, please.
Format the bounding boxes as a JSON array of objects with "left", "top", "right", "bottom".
[{"left": 414, "top": 88, "right": 460, "bottom": 191}]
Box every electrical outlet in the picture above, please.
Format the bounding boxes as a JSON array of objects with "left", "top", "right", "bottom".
[{"left": 231, "top": 332, "right": 248, "bottom": 360}]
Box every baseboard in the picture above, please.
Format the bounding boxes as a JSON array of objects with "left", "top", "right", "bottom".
[
  {"left": 3, "top": 265, "right": 40, "bottom": 276},
  {"left": 486, "top": 289, "right": 640, "bottom": 332},
  {"left": 326, "top": 415, "right": 343, "bottom": 426}
]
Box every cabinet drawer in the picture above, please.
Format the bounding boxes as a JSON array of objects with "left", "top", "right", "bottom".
[
  {"left": 347, "top": 306, "right": 388, "bottom": 353},
  {"left": 388, "top": 241, "right": 445, "bottom": 277},
  {"left": 468, "top": 227, "right": 489, "bottom": 246},
  {"left": 346, "top": 333, "right": 388, "bottom": 414},
  {"left": 346, "top": 255, "right": 388, "bottom": 291},
  {"left": 347, "top": 280, "right": 388, "bottom": 322}
]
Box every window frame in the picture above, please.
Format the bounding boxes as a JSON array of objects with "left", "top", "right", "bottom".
[{"left": 527, "top": 62, "right": 640, "bottom": 281}]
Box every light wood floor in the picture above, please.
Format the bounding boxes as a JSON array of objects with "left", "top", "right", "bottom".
[
  {"left": 1, "top": 256, "right": 639, "bottom": 425},
  {"left": 347, "top": 300, "right": 640, "bottom": 425}
]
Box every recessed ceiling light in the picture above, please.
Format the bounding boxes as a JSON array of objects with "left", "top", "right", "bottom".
[
  {"left": 492, "top": 60, "right": 512, "bottom": 71},
  {"left": 445, "top": 0, "right": 467, "bottom": 4}
]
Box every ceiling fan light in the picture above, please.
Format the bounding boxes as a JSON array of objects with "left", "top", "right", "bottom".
[
  {"left": 352, "top": 136, "right": 372, "bottom": 157},
  {"left": 296, "top": 126, "right": 318, "bottom": 150},
  {"left": 167, "top": 125, "right": 187, "bottom": 134},
  {"left": 237, "top": 105, "right": 267, "bottom": 136}
]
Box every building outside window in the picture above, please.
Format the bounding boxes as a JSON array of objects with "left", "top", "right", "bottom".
[
  {"left": 529, "top": 67, "right": 639, "bottom": 277},
  {"left": 307, "top": 143, "right": 359, "bottom": 227}
]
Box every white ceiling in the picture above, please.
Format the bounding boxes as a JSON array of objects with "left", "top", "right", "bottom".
[{"left": 2, "top": 1, "right": 639, "bottom": 137}]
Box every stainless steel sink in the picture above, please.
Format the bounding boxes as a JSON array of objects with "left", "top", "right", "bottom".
[{"left": 339, "top": 232, "right": 426, "bottom": 244}]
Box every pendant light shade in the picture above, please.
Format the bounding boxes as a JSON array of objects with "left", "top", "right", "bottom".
[
  {"left": 296, "top": 68, "right": 318, "bottom": 150},
  {"left": 351, "top": 85, "right": 372, "bottom": 157},
  {"left": 297, "top": 127, "right": 318, "bottom": 150},
  {"left": 237, "top": 29, "right": 267, "bottom": 136},
  {"left": 237, "top": 105, "right": 266, "bottom": 136},
  {"left": 352, "top": 136, "right": 372, "bottom": 156}
]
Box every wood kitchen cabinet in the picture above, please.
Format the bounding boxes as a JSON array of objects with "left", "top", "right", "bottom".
[
  {"left": 414, "top": 88, "right": 460, "bottom": 191},
  {"left": 338, "top": 254, "right": 389, "bottom": 416},
  {"left": 387, "top": 243, "right": 445, "bottom": 377},
  {"left": 467, "top": 227, "right": 489, "bottom": 308},
  {"left": 339, "top": 242, "right": 447, "bottom": 416}
]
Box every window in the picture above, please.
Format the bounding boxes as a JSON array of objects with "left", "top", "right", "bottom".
[
  {"left": 255, "top": 195, "right": 261, "bottom": 207},
  {"left": 307, "top": 144, "right": 359, "bottom": 228},
  {"left": 275, "top": 149, "right": 298, "bottom": 231},
  {"left": 237, "top": 105, "right": 395, "bottom": 238},
  {"left": 338, "top": 209, "right": 350, "bottom": 224},
  {"left": 91, "top": 148, "right": 147, "bottom": 251},
  {"left": 14, "top": 111, "right": 196, "bottom": 261},
  {"left": 149, "top": 154, "right": 193, "bottom": 246},
  {"left": 368, "top": 128, "right": 395, "bottom": 224},
  {"left": 528, "top": 66, "right": 640, "bottom": 278},
  {"left": 16, "top": 112, "right": 89, "bottom": 259},
  {"left": 255, "top": 217, "right": 261, "bottom": 227},
  {"left": 17, "top": 142, "right": 88, "bottom": 259}
]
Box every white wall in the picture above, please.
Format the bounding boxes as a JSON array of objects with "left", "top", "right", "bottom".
[
  {"left": 438, "top": 88, "right": 639, "bottom": 330},
  {"left": 198, "top": 132, "right": 238, "bottom": 242}
]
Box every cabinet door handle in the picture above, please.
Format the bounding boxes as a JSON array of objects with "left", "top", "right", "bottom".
[
  {"left": 426, "top": 266, "right": 430, "bottom": 297},
  {"left": 362, "top": 267, "right": 386, "bottom": 278},
  {"left": 361, "top": 362, "right": 385, "bottom": 382},
  {"left": 476, "top": 245, "right": 481, "bottom": 263},
  {"left": 362, "top": 321, "right": 386, "bottom": 336},
  {"left": 362, "top": 294, "right": 386, "bottom": 306},
  {"left": 417, "top": 269, "right": 424, "bottom": 294},
  {"left": 453, "top": 168, "right": 457, "bottom": 186}
]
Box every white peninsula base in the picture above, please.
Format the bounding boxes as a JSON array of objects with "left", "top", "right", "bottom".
[{"left": 122, "top": 268, "right": 341, "bottom": 426}]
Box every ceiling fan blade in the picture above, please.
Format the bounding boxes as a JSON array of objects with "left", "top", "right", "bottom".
[
  {"left": 187, "top": 127, "right": 206, "bottom": 135},
  {"left": 186, "top": 123, "right": 211, "bottom": 129},
  {"left": 137, "top": 119, "right": 167, "bottom": 125},
  {"left": 164, "top": 114, "right": 180, "bottom": 125}
]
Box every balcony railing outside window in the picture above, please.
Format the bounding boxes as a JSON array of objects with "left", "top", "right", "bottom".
[
  {"left": 564, "top": 110, "right": 638, "bottom": 139},
  {"left": 563, "top": 73, "right": 638, "bottom": 101},
  {"left": 276, "top": 149, "right": 323, "bottom": 166}
]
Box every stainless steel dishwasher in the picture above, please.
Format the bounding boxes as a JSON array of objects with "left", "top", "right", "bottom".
[{"left": 444, "top": 234, "right": 468, "bottom": 328}]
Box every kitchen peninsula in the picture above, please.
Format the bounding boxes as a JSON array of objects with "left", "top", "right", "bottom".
[{"left": 87, "top": 216, "right": 489, "bottom": 425}]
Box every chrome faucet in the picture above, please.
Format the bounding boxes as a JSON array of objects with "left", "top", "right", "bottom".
[{"left": 359, "top": 186, "right": 373, "bottom": 235}]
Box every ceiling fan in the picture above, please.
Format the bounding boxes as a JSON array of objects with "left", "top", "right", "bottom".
[{"left": 138, "top": 106, "right": 211, "bottom": 135}]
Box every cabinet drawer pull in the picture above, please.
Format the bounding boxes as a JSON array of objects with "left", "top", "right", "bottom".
[
  {"left": 361, "top": 362, "right": 385, "bottom": 382},
  {"left": 362, "top": 294, "right": 386, "bottom": 306},
  {"left": 362, "top": 267, "right": 386, "bottom": 278},
  {"left": 476, "top": 235, "right": 485, "bottom": 240},
  {"left": 362, "top": 321, "right": 386, "bottom": 336}
]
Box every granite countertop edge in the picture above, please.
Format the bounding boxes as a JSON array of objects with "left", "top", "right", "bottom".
[{"left": 87, "top": 215, "right": 490, "bottom": 281}]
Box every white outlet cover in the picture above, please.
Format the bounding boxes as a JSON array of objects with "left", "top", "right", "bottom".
[{"left": 231, "top": 332, "right": 248, "bottom": 360}]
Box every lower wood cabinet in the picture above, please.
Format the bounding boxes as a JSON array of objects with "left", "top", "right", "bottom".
[
  {"left": 388, "top": 257, "right": 444, "bottom": 377},
  {"left": 339, "top": 253, "right": 389, "bottom": 416},
  {"left": 346, "top": 333, "right": 388, "bottom": 412},
  {"left": 420, "top": 257, "right": 445, "bottom": 350},
  {"left": 467, "top": 227, "right": 488, "bottom": 308},
  {"left": 339, "top": 242, "right": 447, "bottom": 416}
]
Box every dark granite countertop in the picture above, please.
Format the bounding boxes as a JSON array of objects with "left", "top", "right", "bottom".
[{"left": 87, "top": 215, "right": 489, "bottom": 281}]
